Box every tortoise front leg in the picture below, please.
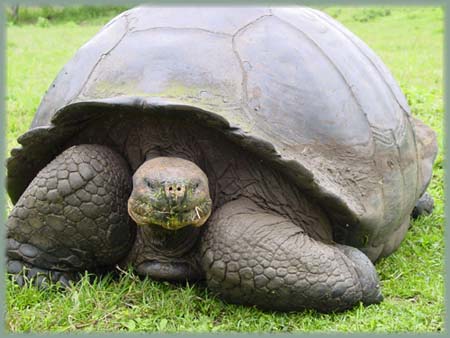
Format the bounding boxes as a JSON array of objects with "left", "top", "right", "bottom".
[
  {"left": 6, "top": 144, "right": 135, "bottom": 287},
  {"left": 201, "top": 198, "right": 382, "bottom": 312}
]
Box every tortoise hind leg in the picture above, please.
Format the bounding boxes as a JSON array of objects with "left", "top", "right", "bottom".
[
  {"left": 412, "top": 192, "right": 434, "bottom": 219},
  {"left": 411, "top": 116, "right": 438, "bottom": 218},
  {"left": 6, "top": 144, "right": 135, "bottom": 287},
  {"left": 201, "top": 198, "right": 382, "bottom": 312}
]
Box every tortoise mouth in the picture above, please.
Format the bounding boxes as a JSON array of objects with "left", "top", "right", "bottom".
[{"left": 128, "top": 198, "right": 212, "bottom": 230}]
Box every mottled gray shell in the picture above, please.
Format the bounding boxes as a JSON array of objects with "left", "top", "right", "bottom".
[{"left": 7, "top": 6, "right": 435, "bottom": 258}]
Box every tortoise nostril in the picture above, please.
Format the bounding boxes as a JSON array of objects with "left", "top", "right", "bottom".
[{"left": 166, "top": 184, "right": 184, "bottom": 195}]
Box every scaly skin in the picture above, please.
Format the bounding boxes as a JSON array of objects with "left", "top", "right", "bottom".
[
  {"left": 201, "top": 198, "right": 382, "bottom": 312},
  {"left": 6, "top": 144, "right": 134, "bottom": 285}
]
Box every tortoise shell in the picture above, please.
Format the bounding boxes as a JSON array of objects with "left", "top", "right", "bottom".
[{"left": 6, "top": 6, "right": 436, "bottom": 260}]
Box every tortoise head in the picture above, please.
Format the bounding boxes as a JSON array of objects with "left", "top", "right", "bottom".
[{"left": 128, "top": 157, "right": 212, "bottom": 230}]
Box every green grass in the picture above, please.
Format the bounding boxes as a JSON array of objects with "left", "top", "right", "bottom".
[
  {"left": 5, "top": 6, "right": 445, "bottom": 333},
  {"left": 6, "top": 5, "right": 129, "bottom": 25}
]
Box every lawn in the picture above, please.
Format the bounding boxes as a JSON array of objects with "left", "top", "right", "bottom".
[{"left": 4, "top": 6, "right": 445, "bottom": 333}]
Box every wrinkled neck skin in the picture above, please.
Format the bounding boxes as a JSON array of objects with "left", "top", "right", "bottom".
[
  {"left": 70, "top": 113, "right": 333, "bottom": 276},
  {"left": 131, "top": 223, "right": 202, "bottom": 262}
]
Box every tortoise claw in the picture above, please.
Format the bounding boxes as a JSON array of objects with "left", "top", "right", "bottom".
[{"left": 7, "top": 259, "right": 78, "bottom": 289}]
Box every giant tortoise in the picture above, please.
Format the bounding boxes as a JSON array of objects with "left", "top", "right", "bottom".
[{"left": 5, "top": 6, "right": 437, "bottom": 312}]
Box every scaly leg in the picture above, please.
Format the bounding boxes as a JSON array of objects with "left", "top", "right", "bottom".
[
  {"left": 6, "top": 144, "right": 135, "bottom": 286},
  {"left": 201, "top": 198, "right": 382, "bottom": 312}
]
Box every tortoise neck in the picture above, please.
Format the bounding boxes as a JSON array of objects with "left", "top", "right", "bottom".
[{"left": 135, "top": 224, "right": 202, "bottom": 259}]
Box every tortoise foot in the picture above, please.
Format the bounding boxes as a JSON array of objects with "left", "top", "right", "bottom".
[
  {"left": 412, "top": 192, "right": 434, "bottom": 219},
  {"left": 7, "top": 258, "right": 79, "bottom": 288},
  {"left": 336, "top": 244, "right": 383, "bottom": 305}
]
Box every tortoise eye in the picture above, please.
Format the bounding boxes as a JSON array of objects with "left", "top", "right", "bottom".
[{"left": 145, "top": 179, "right": 155, "bottom": 189}]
